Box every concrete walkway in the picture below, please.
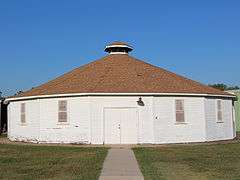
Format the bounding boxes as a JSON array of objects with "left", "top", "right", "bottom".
[{"left": 99, "top": 148, "right": 144, "bottom": 180}]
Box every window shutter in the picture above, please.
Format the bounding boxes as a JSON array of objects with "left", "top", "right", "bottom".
[
  {"left": 217, "top": 111, "right": 222, "bottom": 121},
  {"left": 176, "top": 112, "right": 185, "bottom": 122},
  {"left": 58, "top": 112, "right": 67, "bottom": 122},
  {"left": 20, "top": 103, "right": 26, "bottom": 123},
  {"left": 217, "top": 100, "right": 221, "bottom": 110},
  {"left": 217, "top": 100, "right": 223, "bottom": 122},
  {"left": 175, "top": 100, "right": 185, "bottom": 122},
  {"left": 21, "top": 103, "right": 25, "bottom": 113},
  {"left": 58, "top": 100, "right": 67, "bottom": 122},
  {"left": 21, "top": 114, "right": 26, "bottom": 123},
  {"left": 176, "top": 100, "right": 184, "bottom": 111},
  {"left": 59, "top": 101, "right": 67, "bottom": 111}
]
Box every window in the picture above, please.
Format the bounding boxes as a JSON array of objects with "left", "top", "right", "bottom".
[
  {"left": 217, "top": 100, "right": 223, "bottom": 122},
  {"left": 20, "top": 103, "right": 26, "bottom": 123},
  {"left": 58, "top": 100, "right": 67, "bottom": 123},
  {"left": 175, "top": 100, "right": 185, "bottom": 123}
]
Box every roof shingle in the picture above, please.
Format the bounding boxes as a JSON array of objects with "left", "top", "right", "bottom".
[{"left": 14, "top": 54, "right": 231, "bottom": 98}]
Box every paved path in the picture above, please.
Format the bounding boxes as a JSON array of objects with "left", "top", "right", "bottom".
[{"left": 99, "top": 148, "right": 144, "bottom": 180}]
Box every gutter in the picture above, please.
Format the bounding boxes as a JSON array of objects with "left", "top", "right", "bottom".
[{"left": 5, "top": 92, "right": 236, "bottom": 103}]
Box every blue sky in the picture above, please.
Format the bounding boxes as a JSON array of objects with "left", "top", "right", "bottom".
[{"left": 0, "top": 0, "right": 240, "bottom": 96}]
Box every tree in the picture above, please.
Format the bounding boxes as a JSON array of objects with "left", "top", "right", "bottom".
[
  {"left": 208, "top": 83, "right": 240, "bottom": 91},
  {"left": 14, "top": 90, "right": 23, "bottom": 96},
  {"left": 208, "top": 84, "right": 227, "bottom": 91},
  {"left": 227, "top": 86, "right": 240, "bottom": 90}
]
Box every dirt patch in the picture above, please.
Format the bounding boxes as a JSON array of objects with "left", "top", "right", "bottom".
[{"left": 1, "top": 132, "right": 240, "bottom": 148}]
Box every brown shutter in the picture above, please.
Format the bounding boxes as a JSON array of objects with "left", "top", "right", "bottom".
[
  {"left": 176, "top": 112, "right": 185, "bottom": 122},
  {"left": 58, "top": 112, "right": 67, "bottom": 122},
  {"left": 59, "top": 101, "right": 67, "bottom": 111},
  {"left": 217, "top": 111, "right": 223, "bottom": 121},
  {"left": 217, "top": 100, "right": 223, "bottom": 121},
  {"left": 58, "top": 100, "right": 67, "bottom": 122},
  {"left": 21, "top": 103, "right": 25, "bottom": 113},
  {"left": 217, "top": 100, "right": 221, "bottom": 110},
  {"left": 21, "top": 114, "right": 26, "bottom": 123},
  {"left": 175, "top": 100, "right": 185, "bottom": 122},
  {"left": 20, "top": 103, "right": 26, "bottom": 123}
]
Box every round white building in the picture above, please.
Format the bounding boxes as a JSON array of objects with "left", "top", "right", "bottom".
[{"left": 6, "top": 42, "right": 236, "bottom": 144}]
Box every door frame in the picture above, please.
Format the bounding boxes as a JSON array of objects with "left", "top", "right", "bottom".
[{"left": 103, "top": 107, "right": 139, "bottom": 144}]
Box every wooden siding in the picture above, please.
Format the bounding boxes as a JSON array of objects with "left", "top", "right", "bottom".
[{"left": 7, "top": 96, "right": 235, "bottom": 144}]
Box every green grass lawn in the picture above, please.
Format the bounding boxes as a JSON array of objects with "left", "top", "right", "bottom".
[
  {"left": 133, "top": 143, "right": 240, "bottom": 180},
  {"left": 0, "top": 144, "right": 108, "bottom": 180}
]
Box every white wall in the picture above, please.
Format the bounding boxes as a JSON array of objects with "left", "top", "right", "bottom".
[
  {"left": 7, "top": 96, "right": 154, "bottom": 144},
  {"left": 153, "top": 97, "right": 206, "bottom": 144},
  {"left": 39, "top": 97, "right": 90, "bottom": 143},
  {"left": 8, "top": 100, "right": 40, "bottom": 142},
  {"left": 7, "top": 95, "right": 235, "bottom": 144},
  {"left": 89, "top": 96, "right": 154, "bottom": 144},
  {"left": 8, "top": 97, "right": 90, "bottom": 143},
  {"left": 205, "top": 98, "right": 235, "bottom": 141}
]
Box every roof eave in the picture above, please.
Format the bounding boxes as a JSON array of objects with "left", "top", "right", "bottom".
[{"left": 5, "top": 92, "right": 236, "bottom": 102}]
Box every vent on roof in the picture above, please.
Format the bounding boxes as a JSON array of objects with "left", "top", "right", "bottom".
[{"left": 105, "top": 41, "right": 133, "bottom": 55}]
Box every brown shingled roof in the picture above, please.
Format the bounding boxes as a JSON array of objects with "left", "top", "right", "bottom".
[{"left": 14, "top": 54, "right": 231, "bottom": 98}]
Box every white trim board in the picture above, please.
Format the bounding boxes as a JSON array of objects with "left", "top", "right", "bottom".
[{"left": 5, "top": 92, "right": 235, "bottom": 102}]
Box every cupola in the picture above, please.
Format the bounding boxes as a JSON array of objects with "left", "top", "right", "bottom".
[{"left": 104, "top": 41, "right": 133, "bottom": 54}]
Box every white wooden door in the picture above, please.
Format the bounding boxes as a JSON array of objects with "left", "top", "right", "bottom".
[
  {"left": 104, "top": 108, "right": 121, "bottom": 144},
  {"left": 104, "top": 108, "right": 138, "bottom": 144},
  {"left": 121, "top": 108, "right": 138, "bottom": 144}
]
